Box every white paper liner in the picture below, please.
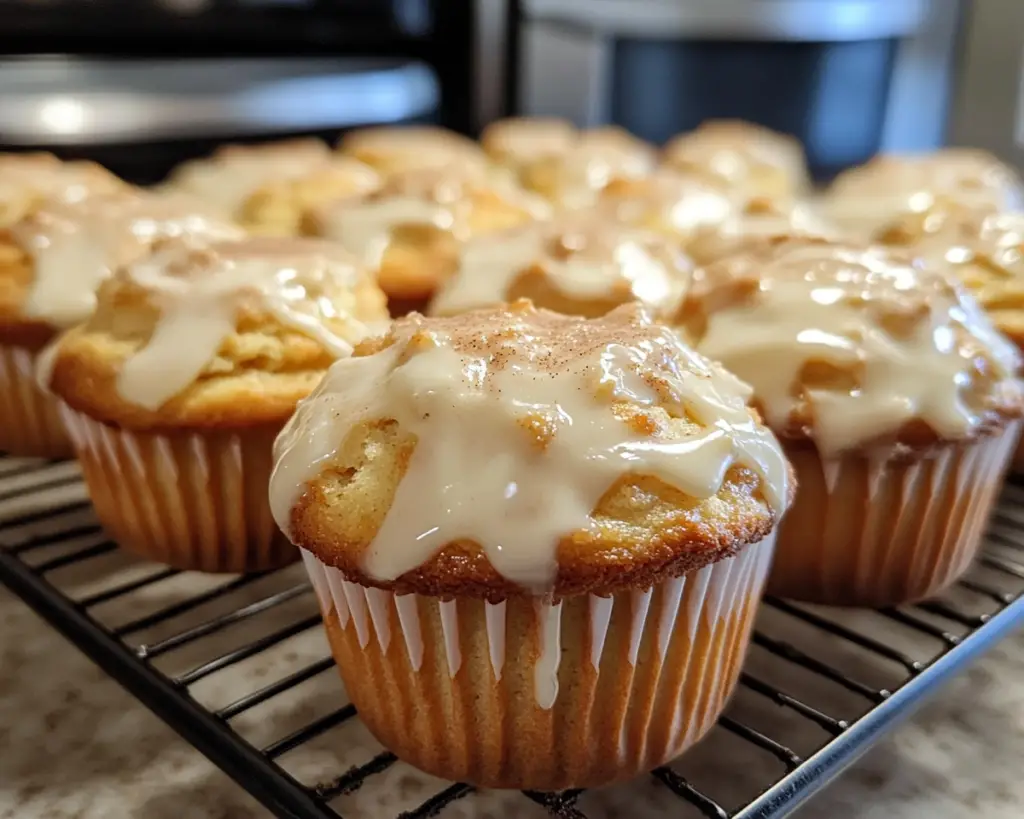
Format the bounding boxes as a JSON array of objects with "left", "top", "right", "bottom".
[
  {"left": 0, "top": 343, "right": 72, "bottom": 458},
  {"left": 60, "top": 402, "right": 294, "bottom": 572},
  {"left": 770, "top": 424, "right": 1019, "bottom": 605}
]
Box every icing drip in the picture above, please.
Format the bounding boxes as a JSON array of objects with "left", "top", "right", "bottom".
[{"left": 271, "top": 303, "right": 789, "bottom": 592}]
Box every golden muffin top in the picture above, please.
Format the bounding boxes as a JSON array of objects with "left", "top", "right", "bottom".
[
  {"left": 518, "top": 126, "right": 657, "bottom": 209},
  {"left": 0, "top": 152, "right": 129, "bottom": 228},
  {"left": 0, "top": 190, "right": 242, "bottom": 347},
  {"left": 239, "top": 157, "right": 382, "bottom": 236},
  {"left": 271, "top": 300, "right": 792, "bottom": 598},
  {"left": 161, "top": 138, "right": 333, "bottom": 216},
  {"left": 679, "top": 237, "right": 1024, "bottom": 456},
  {"left": 824, "top": 149, "right": 1024, "bottom": 237},
  {"left": 429, "top": 213, "right": 692, "bottom": 320},
  {"left": 480, "top": 117, "right": 578, "bottom": 169},
  {"left": 878, "top": 201, "right": 1024, "bottom": 349},
  {"left": 661, "top": 120, "right": 809, "bottom": 201},
  {"left": 45, "top": 236, "right": 389, "bottom": 430},
  {"left": 337, "top": 126, "right": 487, "bottom": 176}
]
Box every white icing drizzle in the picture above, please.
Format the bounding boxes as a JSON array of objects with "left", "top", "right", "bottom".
[
  {"left": 534, "top": 601, "right": 563, "bottom": 710},
  {"left": 271, "top": 303, "right": 789, "bottom": 592},
  {"left": 689, "top": 240, "right": 1022, "bottom": 456},
  {"left": 105, "top": 237, "right": 377, "bottom": 411},
  {"left": 597, "top": 171, "right": 737, "bottom": 238},
  {"left": 13, "top": 192, "right": 242, "bottom": 329},
  {"left": 429, "top": 214, "right": 692, "bottom": 318}
]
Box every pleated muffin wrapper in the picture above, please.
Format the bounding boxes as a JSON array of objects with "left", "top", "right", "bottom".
[
  {"left": 0, "top": 344, "right": 73, "bottom": 459},
  {"left": 60, "top": 402, "right": 296, "bottom": 573},
  {"left": 300, "top": 533, "right": 776, "bottom": 791},
  {"left": 767, "top": 423, "right": 1021, "bottom": 607}
]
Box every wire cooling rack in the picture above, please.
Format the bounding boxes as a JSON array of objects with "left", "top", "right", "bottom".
[{"left": 1, "top": 456, "right": 1024, "bottom": 819}]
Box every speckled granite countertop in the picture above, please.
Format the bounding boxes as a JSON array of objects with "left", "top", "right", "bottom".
[{"left": 1, "top": 564, "right": 1022, "bottom": 819}]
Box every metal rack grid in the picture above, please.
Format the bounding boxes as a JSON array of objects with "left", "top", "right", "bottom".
[{"left": 1, "top": 456, "right": 1023, "bottom": 819}]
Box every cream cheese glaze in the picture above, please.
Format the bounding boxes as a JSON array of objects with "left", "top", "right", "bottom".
[
  {"left": 270, "top": 301, "right": 789, "bottom": 592},
  {"left": 595, "top": 170, "right": 737, "bottom": 238},
  {"left": 682, "top": 239, "right": 1023, "bottom": 456},
  {"left": 429, "top": 213, "right": 692, "bottom": 318},
  {"left": 98, "top": 237, "right": 381, "bottom": 411},
  {"left": 13, "top": 191, "right": 243, "bottom": 329}
]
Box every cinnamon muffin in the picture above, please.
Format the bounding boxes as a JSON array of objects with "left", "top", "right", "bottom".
[
  {"left": 238, "top": 157, "right": 381, "bottom": 237},
  {"left": 823, "top": 148, "right": 1024, "bottom": 238},
  {"left": 0, "top": 190, "right": 242, "bottom": 458},
  {"left": 480, "top": 116, "right": 577, "bottom": 171},
  {"left": 662, "top": 120, "right": 810, "bottom": 201},
  {"left": 44, "top": 236, "right": 389, "bottom": 572},
  {"left": 305, "top": 164, "right": 551, "bottom": 312},
  {"left": 0, "top": 152, "right": 128, "bottom": 228},
  {"left": 429, "top": 213, "right": 692, "bottom": 319},
  {"left": 160, "top": 138, "right": 334, "bottom": 219},
  {"left": 518, "top": 126, "right": 657, "bottom": 209},
  {"left": 337, "top": 126, "right": 488, "bottom": 176},
  {"left": 271, "top": 300, "right": 793, "bottom": 789},
  {"left": 679, "top": 237, "right": 1024, "bottom": 606}
]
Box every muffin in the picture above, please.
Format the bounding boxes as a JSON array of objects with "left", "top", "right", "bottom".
[
  {"left": 687, "top": 197, "right": 839, "bottom": 267},
  {"left": 0, "top": 190, "right": 242, "bottom": 458},
  {"left": 429, "top": 213, "right": 692, "bottom": 319},
  {"left": 0, "top": 152, "right": 128, "bottom": 228},
  {"left": 337, "top": 126, "right": 488, "bottom": 176},
  {"left": 239, "top": 157, "right": 381, "bottom": 237},
  {"left": 43, "top": 236, "right": 389, "bottom": 572},
  {"left": 823, "top": 148, "right": 1024, "bottom": 238},
  {"left": 519, "top": 126, "right": 657, "bottom": 209},
  {"left": 271, "top": 300, "right": 793, "bottom": 789},
  {"left": 305, "top": 164, "right": 551, "bottom": 312},
  {"left": 878, "top": 201, "right": 1024, "bottom": 470},
  {"left": 160, "top": 138, "right": 334, "bottom": 219},
  {"left": 679, "top": 237, "right": 1024, "bottom": 606},
  {"left": 662, "top": 120, "right": 810, "bottom": 201},
  {"left": 480, "top": 117, "right": 577, "bottom": 171}
]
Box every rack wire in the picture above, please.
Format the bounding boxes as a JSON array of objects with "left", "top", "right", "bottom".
[{"left": 1, "top": 455, "right": 1023, "bottom": 819}]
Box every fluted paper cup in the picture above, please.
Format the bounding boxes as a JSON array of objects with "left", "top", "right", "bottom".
[
  {"left": 0, "top": 344, "right": 72, "bottom": 459},
  {"left": 60, "top": 403, "right": 296, "bottom": 573},
  {"left": 301, "top": 534, "right": 775, "bottom": 790},
  {"left": 768, "top": 426, "right": 1019, "bottom": 606}
]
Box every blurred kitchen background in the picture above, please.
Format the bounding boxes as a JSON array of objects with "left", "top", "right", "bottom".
[{"left": 0, "top": 0, "right": 1016, "bottom": 184}]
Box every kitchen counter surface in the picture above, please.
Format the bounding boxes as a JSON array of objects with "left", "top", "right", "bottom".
[{"left": 1, "top": 561, "right": 1023, "bottom": 819}]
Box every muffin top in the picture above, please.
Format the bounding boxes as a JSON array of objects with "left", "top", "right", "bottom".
[
  {"left": 0, "top": 190, "right": 242, "bottom": 347},
  {"left": 679, "top": 238, "right": 1023, "bottom": 457},
  {"left": 429, "top": 213, "right": 692, "bottom": 320},
  {"left": 271, "top": 300, "right": 791, "bottom": 598},
  {"left": 239, "top": 157, "right": 382, "bottom": 236},
  {"left": 661, "top": 120, "right": 809, "bottom": 201},
  {"left": 337, "top": 126, "right": 487, "bottom": 176},
  {"left": 480, "top": 117, "right": 578, "bottom": 169},
  {"left": 824, "top": 149, "right": 1024, "bottom": 237},
  {"left": 878, "top": 201, "right": 1024, "bottom": 349},
  {"left": 519, "top": 127, "right": 657, "bottom": 209},
  {"left": 161, "top": 138, "right": 333, "bottom": 216},
  {"left": 46, "top": 236, "right": 389, "bottom": 430},
  {"left": 307, "top": 164, "right": 551, "bottom": 300},
  {"left": 0, "top": 152, "right": 128, "bottom": 228}
]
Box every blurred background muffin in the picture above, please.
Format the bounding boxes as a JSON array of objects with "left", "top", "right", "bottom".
[{"left": 337, "top": 125, "right": 488, "bottom": 177}]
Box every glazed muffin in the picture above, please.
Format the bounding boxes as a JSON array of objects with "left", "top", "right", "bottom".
[
  {"left": 239, "top": 157, "right": 381, "bottom": 236},
  {"left": 0, "top": 152, "right": 128, "bottom": 228},
  {"left": 679, "top": 237, "right": 1024, "bottom": 606},
  {"left": 662, "top": 120, "right": 810, "bottom": 202},
  {"left": 519, "top": 126, "right": 657, "bottom": 209},
  {"left": 687, "top": 197, "right": 839, "bottom": 267},
  {"left": 160, "top": 138, "right": 334, "bottom": 219},
  {"left": 0, "top": 190, "right": 242, "bottom": 458},
  {"left": 305, "top": 164, "right": 551, "bottom": 311},
  {"left": 44, "top": 236, "right": 389, "bottom": 572},
  {"left": 823, "top": 148, "right": 1024, "bottom": 238},
  {"left": 480, "top": 117, "right": 577, "bottom": 171},
  {"left": 271, "top": 300, "right": 793, "bottom": 789},
  {"left": 337, "top": 126, "right": 488, "bottom": 176},
  {"left": 430, "top": 213, "right": 692, "bottom": 319}
]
